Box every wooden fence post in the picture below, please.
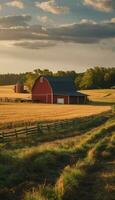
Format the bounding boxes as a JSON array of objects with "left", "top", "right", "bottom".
[
  {"left": 15, "top": 129, "right": 18, "bottom": 141},
  {"left": 37, "top": 124, "right": 42, "bottom": 134},
  {"left": 47, "top": 124, "right": 50, "bottom": 133},
  {"left": 2, "top": 132, "right": 4, "bottom": 143}
]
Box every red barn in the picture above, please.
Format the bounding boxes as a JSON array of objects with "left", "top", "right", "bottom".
[{"left": 32, "top": 76, "right": 87, "bottom": 104}]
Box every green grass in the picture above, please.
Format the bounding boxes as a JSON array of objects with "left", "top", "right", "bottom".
[{"left": 0, "top": 113, "right": 115, "bottom": 200}]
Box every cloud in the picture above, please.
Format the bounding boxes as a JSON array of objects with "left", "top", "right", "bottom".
[
  {"left": 6, "top": 0, "right": 24, "bottom": 9},
  {"left": 0, "top": 15, "right": 31, "bottom": 27},
  {"left": 47, "top": 20, "right": 115, "bottom": 44},
  {"left": 35, "top": 0, "right": 69, "bottom": 14},
  {"left": 0, "top": 15, "right": 115, "bottom": 49},
  {"left": 37, "top": 15, "right": 54, "bottom": 26},
  {"left": 110, "top": 18, "right": 115, "bottom": 23},
  {"left": 0, "top": 26, "right": 46, "bottom": 41},
  {"left": 80, "top": 19, "right": 97, "bottom": 24},
  {"left": 84, "top": 0, "right": 115, "bottom": 12},
  {"left": 37, "top": 16, "right": 49, "bottom": 23},
  {"left": 14, "top": 40, "right": 56, "bottom": 49}
]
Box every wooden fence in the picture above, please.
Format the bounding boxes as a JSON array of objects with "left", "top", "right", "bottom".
[
  {"left": 0, "top": 119, "right": 77, "bottom": 143},
  {"left": 0, "top": 97, "right": 31, "bottom": 103}
]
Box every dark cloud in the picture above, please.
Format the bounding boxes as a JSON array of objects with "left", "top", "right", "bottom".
[
  {"left": 0, "top": 26, "right": 46, "bottom": 40},
  {"left": 0, "top": 15, "right": 115, "bottom": 49},
  {"left": 48, "top": 21, "right": 115, "bottom": 43},
  {"left": 0, "top": 15, "right": 31, "bottom": 27}
]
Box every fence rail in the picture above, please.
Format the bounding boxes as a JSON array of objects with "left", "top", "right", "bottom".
[
  {"left": 0, "top": 97, "right": 31, "bottom": 103},
  {"left": 0, "top": 110, "right": 112, "bottom": 144},
  {"left": 0, "top": 119, "right": 77, "bottom": 143}
]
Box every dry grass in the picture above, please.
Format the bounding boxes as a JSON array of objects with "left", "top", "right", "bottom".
[
  {"left": 0, "top": 85, "right": 31, "bottom": 99},
  {"left": 81, "top": 89, "right": 115, "bottom": 103},
  {"left": 0, "top": 102, "right": 111, "bottom": 125}
]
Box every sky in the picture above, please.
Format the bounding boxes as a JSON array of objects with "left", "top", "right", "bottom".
[{"left": 0, "top": 0, "right": 115, "bottom": 74}]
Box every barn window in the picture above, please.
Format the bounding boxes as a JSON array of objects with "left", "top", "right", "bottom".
[{"left": 40, "top": 77, "right": 43, "bottom": 83}]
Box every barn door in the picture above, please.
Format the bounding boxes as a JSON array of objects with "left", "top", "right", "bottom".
[{"left": 57, "top": 98, "right": 64, "bottom": 104}]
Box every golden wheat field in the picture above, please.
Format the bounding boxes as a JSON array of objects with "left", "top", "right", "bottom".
[
  {"left": 81, "top": 89, "right": 115, "bottom": 103},
  {"left": 0, "top": 102, "right": 111, "bottom": 125}
]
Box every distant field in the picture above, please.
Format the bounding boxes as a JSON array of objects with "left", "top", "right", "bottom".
[
  {"left": 81, "top": 89, "right": 115, "bottom": 103},
  {"left": 0, "top": 85, "right": 31, "bottom": 99},
  {"left": 0, "top": 85, "right": 114, "bottom": 103},
  {"left": 0, "top": 102, "right": 111, "bottom": 126}
]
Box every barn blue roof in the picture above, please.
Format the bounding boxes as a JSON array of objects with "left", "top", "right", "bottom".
[{"left": 44, "top": 76, "right": 86, "bottom": 97}]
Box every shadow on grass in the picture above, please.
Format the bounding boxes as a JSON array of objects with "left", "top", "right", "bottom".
[{"left": 88, "top": 101, "right": 115, "bottom": 106}]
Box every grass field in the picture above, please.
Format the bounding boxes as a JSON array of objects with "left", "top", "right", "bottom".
[
  {"left": 0, "top": 113, "right": 114, "bottom": 200},
  {"left": 81, "top": 89, "right": 115, "bottom": 103}
]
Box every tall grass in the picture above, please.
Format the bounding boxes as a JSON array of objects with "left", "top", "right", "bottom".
[
  {"left": 55, "top": 133, "right": 113, "bottom": 200},
  {"left": 24, "top": 186, "right": 61, "bottom": 200},
  {"left": 0, "top": 116, "right": 114, "bottom": 200}
]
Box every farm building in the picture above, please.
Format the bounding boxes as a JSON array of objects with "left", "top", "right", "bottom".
[
  {"left": 32, "top": 76, "right": 87, "bottom": 104},
  {"left": 14, "top": 81, "right": 24, "bottom": 93}
]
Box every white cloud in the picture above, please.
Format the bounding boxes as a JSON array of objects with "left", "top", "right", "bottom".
[
  {"left": 110, "top": 18, "right": 115, "bottom": 23},
  {"left": 6, "top": 0, "right": 24, "bottom": 9},
  {"left": 35, "top": 0, "right": 69, "bottom": 14},
  {"left": 84, "top": 0, "right": 115, "bottom": 12},
  {"left": 80, "top": 19, "right": 97, "bottom": 24},
  {"left": 37, "top": 16, "right": 49, "bottom": 23},
  {"left": 37, "top": 16, "right": 54, "bottom": 26}
]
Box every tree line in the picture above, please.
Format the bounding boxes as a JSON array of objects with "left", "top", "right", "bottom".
[
  {"left": 0, "top": 73, "right": 25, "bottom": 86},
  {"left": 0, "top": 67, "right": 115, "bottom": 90}
]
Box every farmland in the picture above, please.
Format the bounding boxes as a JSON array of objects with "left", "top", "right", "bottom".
[
  {"left": 0, "top": 85, "right": 112, "bottom": 127},
  {"left": 81, "top": 89, "right": 115, "bottom": 104},
  {"left": 0, "top": 112, "right": 114, "bottom": 200},
  {"left": 0, "top": 85, "right": 114, "bottom": 200},
  {"left": 0, "top": 103, "right": 111, "bottom": 127},
  {"left": 0, "top": 85, "right": 31, "bottom": 99}
]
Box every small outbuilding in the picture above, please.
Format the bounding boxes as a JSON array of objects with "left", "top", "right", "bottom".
[
  {"left": 14, "top": 81, "right": 24, "bottom": 93},
  {"left": 32, "top": 76, "right": 87, "bottom": 104}
]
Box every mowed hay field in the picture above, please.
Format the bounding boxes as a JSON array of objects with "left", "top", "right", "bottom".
[
  {"left": 81, "top": 89, "right": 115, "bottom": 103},
  {"left": 0, "top": 103, "right": 111, "bottom": 125}
]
